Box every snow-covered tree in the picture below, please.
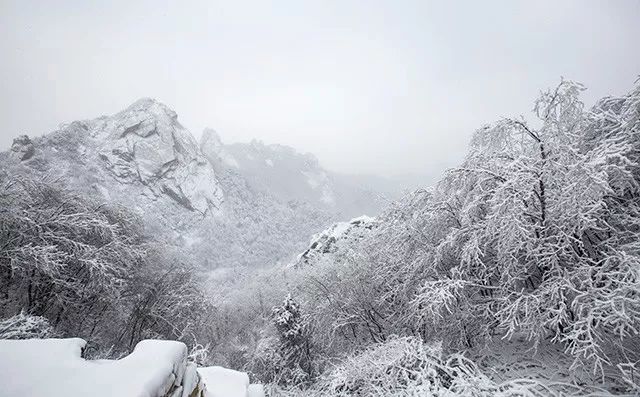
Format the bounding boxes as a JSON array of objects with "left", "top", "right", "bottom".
[
  {"left": 0, "top": 173, "right": 216, "bottom": 357},
  {"left": 0, "top": 311, "right": 56, "bottom": 339},
  {"left": 412, "top": 79, "right": 640, "bottom": 373},
  {"left": 292, "top": 79, "right": 639, "bottom": 387},
  {"left": 271, "top": 293, "right": 316, "bottom": 386},
  {"left": 0, "top": 174, "right": 145, "bottom": 331}
]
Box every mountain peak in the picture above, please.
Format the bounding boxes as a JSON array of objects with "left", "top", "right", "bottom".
[
  {"left": 86, "top": 98, "right": 182, "bottom": 143},
  {"left": 85, "top": 99, "right": 223, "bottom": 214},
  {"left": 122, "top": 98, "right": 177, "bottom": 118}
]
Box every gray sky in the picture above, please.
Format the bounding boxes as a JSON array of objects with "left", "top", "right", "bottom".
[{"left": 1, "top": 1, "right": 639, "bottom": 177}]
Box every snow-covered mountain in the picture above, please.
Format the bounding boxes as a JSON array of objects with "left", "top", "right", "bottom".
[
  {"left": 199, "top": 128, "right": 409, "bottom": 219},
  {"left": 0, "top": 99, "right": 407, "bottom": 269},
  {"left": 84, "top": 98, "right": 223, "bottom": 215}
]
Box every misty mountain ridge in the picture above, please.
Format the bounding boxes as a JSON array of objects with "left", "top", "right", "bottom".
[
  {"left": 199, "top": 128, "right": 422, "bottom": 218},
  {"left": 1, "top": 98, "right": 416, "bottom": 269}
]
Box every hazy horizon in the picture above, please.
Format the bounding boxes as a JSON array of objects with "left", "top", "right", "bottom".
[{"left": 2, "top": 0, "right": 639, "bottom": 177}]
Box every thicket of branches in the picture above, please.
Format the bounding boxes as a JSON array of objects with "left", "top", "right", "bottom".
[
  {"left": 0, "top": 173, "right": 214, "bottom": 356},
  {"left": 268, "top": 336, "right": 615, "bottom": 397},
  {"left": 411, "top": 80, "right": 640, "bottom": 376},
  {"left": 251, "top": 79, "right": 640, "bottom": 394}
]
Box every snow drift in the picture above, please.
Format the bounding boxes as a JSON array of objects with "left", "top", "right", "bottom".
[
  {"left": 0, "top": 338, "right": 268, "bottom": 397},
  {"left": 0, "top": 338, "right": 199, "bottom": 397}
]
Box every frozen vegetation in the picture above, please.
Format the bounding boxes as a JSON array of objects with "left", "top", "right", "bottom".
[
  {"left": 0, "top": 78, "right": 638, "bottom": 396},
  {"left": 238, "top": 79, "right": 640, "bottom": 395}
]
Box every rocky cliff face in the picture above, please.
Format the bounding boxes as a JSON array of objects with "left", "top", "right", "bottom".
[
  {"left": 10, "top": 135, "right": 35, "bottom": 161},
  {"left": 87, "top": 98, "right": 223, "bottom": 215}
]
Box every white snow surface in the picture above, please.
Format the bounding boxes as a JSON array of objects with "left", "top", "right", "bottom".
[
  {"left": 0, "top": 338, "right": 195, "bottom": 397},
  {"left": 198, "top": 366, "right": 249, "bottom": 397},
  {"left": 247, "top": 384, "right": 265, "bottom": 397},
  {"left": 0, "top": 338, "right": 265, "bottom": 397}
]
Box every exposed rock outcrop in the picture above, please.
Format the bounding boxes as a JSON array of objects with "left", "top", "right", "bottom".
[
  {"left": 10, "top": 135, "right": 35, "bottom": 161},
  {"left": 88, "top": 98, "right": 223, "bottom": 215},
  {"left": 293, "top": 215, "right": 379, "bottom": 268}
]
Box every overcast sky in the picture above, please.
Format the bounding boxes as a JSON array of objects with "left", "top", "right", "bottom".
[{"left": 1, "top": 1, "right": 639, "bottom": 177}]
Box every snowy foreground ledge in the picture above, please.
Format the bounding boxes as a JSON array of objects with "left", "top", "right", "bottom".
[{"left": 0, "top": 338, "right": 264, "bottom": 397}]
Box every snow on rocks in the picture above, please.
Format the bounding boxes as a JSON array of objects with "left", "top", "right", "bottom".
[
  {"left": 293, "top": 215, "right": 379, "bottom": 268},
  {"left": 10, "top": 135, "right": 36, "bottom": 161},
  {"left": 0, "top": 338, "right": 202, "bottom": 397},
  {"left": 0, "top": 338, "right": 265, "bottom": 397},
  {"left": 88, "top": 98, "right": 224, "bottom": 215},
  {"left": 198, "top": 366, "right": 250, "bottom": 397}
]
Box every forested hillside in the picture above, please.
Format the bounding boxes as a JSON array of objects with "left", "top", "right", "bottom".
[{"left": 214, "top": 79, "right": 640, "bottom": 396}]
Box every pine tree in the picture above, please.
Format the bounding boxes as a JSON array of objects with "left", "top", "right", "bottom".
[{"left": 272, "top": 294, "right": 314, "bottom": 385}]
